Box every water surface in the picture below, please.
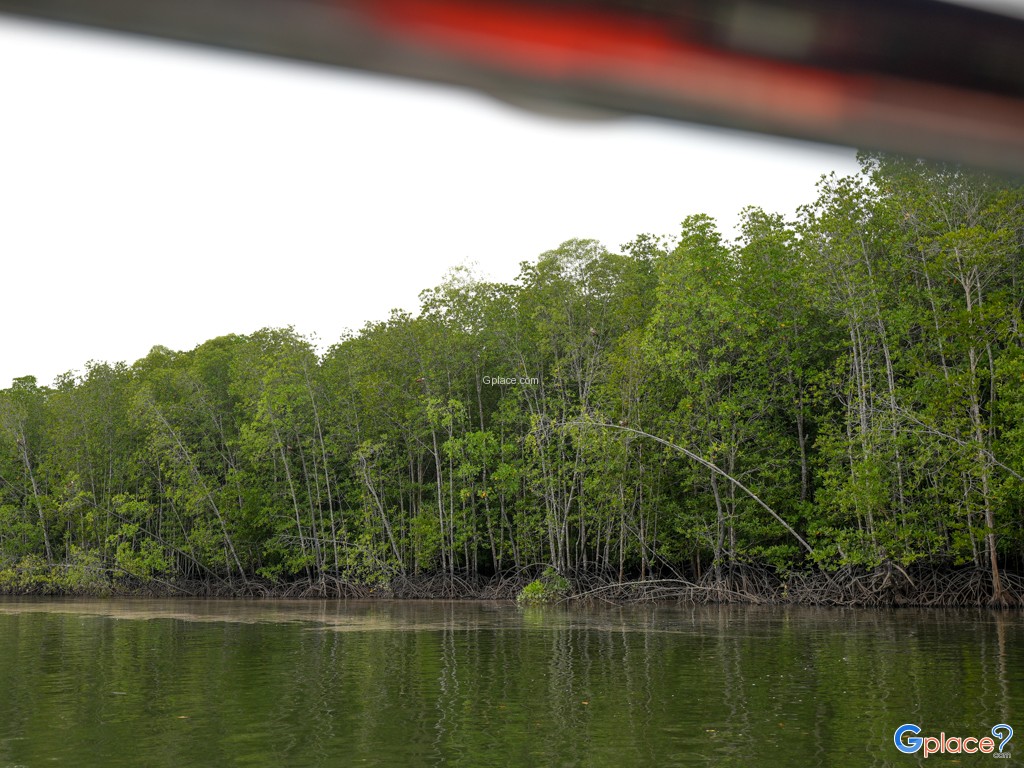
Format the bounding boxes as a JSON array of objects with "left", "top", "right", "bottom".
[{"left": 0, "top": 599, "right": 1019, "bottom": 766}]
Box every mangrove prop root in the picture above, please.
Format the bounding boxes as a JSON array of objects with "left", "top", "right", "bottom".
[{"left": 1, "top": 563, "right": 1019, "bottom": 606}]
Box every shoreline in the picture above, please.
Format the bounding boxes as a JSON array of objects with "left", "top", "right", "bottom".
[{"left": 2, "top": 564, "right": 1021, "bottom": 607}]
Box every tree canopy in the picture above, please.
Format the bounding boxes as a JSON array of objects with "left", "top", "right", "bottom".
[{"left": 2, "top": 155, "right": 1022, "bottom": 603}]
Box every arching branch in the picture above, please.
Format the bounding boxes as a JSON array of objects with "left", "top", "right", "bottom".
[{"left": 566, "top": 420, "right": 815, "bottom": 556}]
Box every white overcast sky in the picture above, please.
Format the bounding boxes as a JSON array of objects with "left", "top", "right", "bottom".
[{"left": 0, "top": 14, "right": 864, "bottom": 389}]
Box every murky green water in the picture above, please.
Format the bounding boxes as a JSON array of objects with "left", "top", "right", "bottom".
[{"left": 0, "top": 599, "right": 1019, "bottom": 767}]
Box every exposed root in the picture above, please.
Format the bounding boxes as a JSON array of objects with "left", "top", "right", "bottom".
[
  {"left": 553, "top": 563, "right": 1023, "bottom": 607},
  {"left": 2, "top": 562, "right": 1020, "bottom": 606}
]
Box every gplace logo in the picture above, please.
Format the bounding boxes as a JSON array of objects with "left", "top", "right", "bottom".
[{"left": 895, "top": 723, "right": 1013, "bottom": 758}]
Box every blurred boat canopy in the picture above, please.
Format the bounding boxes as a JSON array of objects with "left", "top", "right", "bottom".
[{"left": 2, "top": 0, "right": 1024, "bottom": 173}]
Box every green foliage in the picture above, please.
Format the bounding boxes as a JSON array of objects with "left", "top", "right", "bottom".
[
  {"left": 1, "top": 155, "right": 1022, "bottom": 597},
  {"left": 516, "top": 568, "right": 571, "bottom": 605},
  {"left": 106, "top": 521, "right": 169, "bottom": 581},
  {"left": 0, "top": 549, "right": 109, "bottom": 594}
]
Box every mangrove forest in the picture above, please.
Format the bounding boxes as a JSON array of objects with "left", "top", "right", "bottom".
[{"left": 2, "top": 153, "right": 1023, "bottom": 605}]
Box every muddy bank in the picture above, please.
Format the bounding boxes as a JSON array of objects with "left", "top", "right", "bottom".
[{"left": 1, "top": 563, "right": 1021, "bottom": 606}]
